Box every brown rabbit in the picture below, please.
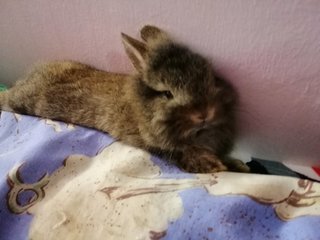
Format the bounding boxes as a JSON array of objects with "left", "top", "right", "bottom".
[{"left": 0, "top": 25, "right": 249, "bottom": 173}]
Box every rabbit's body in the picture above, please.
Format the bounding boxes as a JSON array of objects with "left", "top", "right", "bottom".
[
  {"left": 0, "top": 61, "right": 154, "bottom": 149},
  {"left": 0, "top": 26, "right": 249, "bottom": 173}
]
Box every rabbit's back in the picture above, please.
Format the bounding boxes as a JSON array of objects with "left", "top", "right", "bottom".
[{"left": 0, "top": 61, "right": 132, "bottom": 132}]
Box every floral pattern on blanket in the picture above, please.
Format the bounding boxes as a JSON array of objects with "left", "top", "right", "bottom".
[{"left": 0, "top": 111, "right": 319, "bottom": 240}]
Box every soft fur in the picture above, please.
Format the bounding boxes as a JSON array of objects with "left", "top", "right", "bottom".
[{"left": 0, "top": 25, "right": 249, "bottom": 173}]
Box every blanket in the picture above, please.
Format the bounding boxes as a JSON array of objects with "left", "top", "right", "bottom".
[{"left": 0, "top": 111, "right": 319, "bottom": 240}]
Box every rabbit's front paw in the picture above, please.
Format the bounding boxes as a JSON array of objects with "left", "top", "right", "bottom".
[
  {"left": 179, "top": 146, "right": 227, "bottom": 173},
  {"left": 223, "top": 157, "right": 250, "bottom": 173}
]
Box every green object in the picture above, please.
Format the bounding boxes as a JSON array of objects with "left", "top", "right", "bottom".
[{"left": 0, "top": 84, "right": 7, "bottom": 91}]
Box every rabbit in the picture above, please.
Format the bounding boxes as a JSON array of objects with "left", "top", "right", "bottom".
[{"left": 0, "top": 25, "right": 249, "bottom": 173}]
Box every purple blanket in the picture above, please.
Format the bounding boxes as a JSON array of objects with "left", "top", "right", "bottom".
[{"left": 0, "top": 111, "right": 319, "bottom": 240}]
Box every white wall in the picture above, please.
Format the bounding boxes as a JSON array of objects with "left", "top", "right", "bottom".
[{"left": 1, "top": 0, "right": 319, "bottom": 165}]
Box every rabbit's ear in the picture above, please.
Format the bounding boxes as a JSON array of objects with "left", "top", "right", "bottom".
[
  {"left": 140, "top": 25, "right": 169, "bottom": 44},
  {"left": 121, "top": 33, "right": 147, "bottom": 72}
]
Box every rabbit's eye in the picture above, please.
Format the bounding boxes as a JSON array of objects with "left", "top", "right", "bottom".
[{"left": 161, "top": 91, "right": 173, "bottom": 99}]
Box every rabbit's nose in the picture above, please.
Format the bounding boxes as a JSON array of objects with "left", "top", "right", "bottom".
[{"left": 190, "top": 108, "right": 215, "bottom": 124}]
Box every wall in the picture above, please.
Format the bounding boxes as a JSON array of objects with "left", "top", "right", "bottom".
[{"left": 1, "top": 0, "right": 319, "bottom": 165}]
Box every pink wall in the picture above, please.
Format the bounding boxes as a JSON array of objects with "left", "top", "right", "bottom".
[{"left": 1, "top": 0, "right": 319, "bottom": 165}]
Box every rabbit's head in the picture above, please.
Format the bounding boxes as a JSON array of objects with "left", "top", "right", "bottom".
[{"left": 122, "top": 26, "right": 237, "bottom": 150}]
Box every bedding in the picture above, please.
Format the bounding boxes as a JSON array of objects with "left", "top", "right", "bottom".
[{"left": 0, "top": 111, "right": 319, "bottom": 240}]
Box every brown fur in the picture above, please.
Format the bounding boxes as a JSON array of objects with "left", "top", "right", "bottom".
[{"left": 0, "top": 25, "right": 249, "bottom": 173}]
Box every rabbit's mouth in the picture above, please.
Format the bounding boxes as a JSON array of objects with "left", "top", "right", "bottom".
[
  {"left": 194, "top": 129, "right": 205, "bottom": 137},
  {"left": 189, "top": 123, "right": 209, "bottom": 137}
]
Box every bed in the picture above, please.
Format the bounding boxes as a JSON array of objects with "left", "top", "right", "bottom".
[{"left": 0, "top": 111, "right": 319, "bottom": 240}]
